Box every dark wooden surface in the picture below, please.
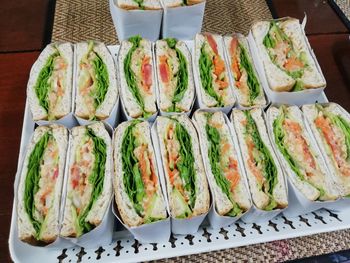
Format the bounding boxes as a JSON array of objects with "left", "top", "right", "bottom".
[{"left": 0, "top": 0, "right": 349, "bottom": 262}]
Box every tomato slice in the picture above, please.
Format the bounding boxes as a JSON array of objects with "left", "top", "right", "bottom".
[
  {"left": 205, "top": 33, "right": 218, "bottom": 55},
  {"left": 141, "top": 56, "right": 152, "bottom": 91},
  {"left": 230, "top": 37, "right": 241, "bottom": 81},
  {"left": 159, "top": 55, "right": 170, "bottom": 83}
]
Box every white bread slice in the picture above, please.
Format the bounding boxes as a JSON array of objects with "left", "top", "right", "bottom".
[
  {"left": 193, "top": 111, "right": 251, "bottom": 216},
  {"left": 113, "top": 121, "right": 167, "bottom": 227},
  {"left": 231, "top": 108, "right": 288, "bottom": 210},
  {"left": 223, "top": 35, "right": 266, "bottom": 107},
  {"left": 75, "top": 41, "right": 118, "bottom": 120},
  {"left": 251, "top": 21, "right": 295, "bottom": 92},
  {"left": 60, "top": 122, "right": 113, "bottom": 237},
  {"left": 302, "top": 103, "right": 350, "bottom": 196},
  {"left": 117, "top": 0, "right": 161, "bottom": 10},
  {"left": 118, "top": 38, "right": 157, "bottom": 118},
  {"left": 194, "top": 33, "right": 235, "bottom": 108},
  {"left": 267, "top": 106, "right": 338, "bottom": 201},
  {"left": 155, "top": 40, "right": 195, "bottom": 112},
  {"left": 27, "top": 43, "right": 73, "bottom": 121},
  {"left": 17, "top": 125, "right": 68, "bottom": 245},
  {"left": 162, "top": 0, "right": 203, "bottom": 7},
  {"left": 279, "top": 19, "right": 326, "bottom": 89},
  {"left": 156, "top": 114, "right": 210, "bottom": 217}
]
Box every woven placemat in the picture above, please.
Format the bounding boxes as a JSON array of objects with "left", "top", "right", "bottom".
[{"left": 51, "top": 0, "right": 272, "bottom": 44}]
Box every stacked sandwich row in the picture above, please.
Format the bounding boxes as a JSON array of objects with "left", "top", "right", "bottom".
[
  {"left": 116, "top": 0, "right": 203, "bottom": 10},
  {"left": 17, "top": 102, "right": 350, "bottom": 245}
]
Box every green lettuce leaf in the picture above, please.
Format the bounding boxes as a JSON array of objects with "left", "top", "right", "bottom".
[
  {"left": 124, "top": 35, "right": 151, "bottom": 117},
  {"left": 244, "top": 110, "right": 277, "bottom": 209},
  {"left": 34, "top": 51, "right": 60, "bottom": 114},
  {"left": 164, "top": 38, "right": 189, "bottom": 112},
  {"left": 132, "top": 0, "right": 144, "bottom": 9},
  {"left": 76, "top": 127, "right": 107, "bottom": 234},
  {"left": 205, "top": 114, "right": 242, "bottom": 216},
  {"left": 199, "top": 44, "right": 223, "bottom": 107},
  {"left": 92, "top": 52, "right": 109, "bottom": 109},
  {"left": 121, "top": 120, "right": 145, "bottom": 216},
  {"left": 238, "top": 43, "right": 261, "bottom": 105},
  {"left": 24, "top": 132, "right": 52, "bottom": 238},
  {"left": 173, "top": 118, "right": 197, "bottom": 210}
]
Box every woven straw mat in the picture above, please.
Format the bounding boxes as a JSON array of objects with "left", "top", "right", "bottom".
[
  {"left": 51, "top": 0, "right": 272, "bottom": 44},
  {"left": 334, "top": 0, "right": 350, "bottom": 22},
  {"left": 51, "top": 0, "right": 350, "bottom": 262}
]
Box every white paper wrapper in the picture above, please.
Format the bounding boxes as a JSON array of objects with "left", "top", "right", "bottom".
[
  {"left": 222, "top": 33, "right": 269, "bottom": 110},
  {"left": 192, "top": 33, "right": 236, "bottom": 115},
  {"left": 154, "top": 40, "right": 196, "bottom": 117},
  {"left": 192, "top": 109, "right": 252, "bottom": 229},
  {"left": 247, "top": 17, "right": 326, "bottom": 105},
  {"left": 109, "top": 0, "right": 163, "bottom": 41},
  {"left": 60, "top": 126, "right": 114, "bottom": 248},
  {"left": 230, "top": 109, "right": 288, "bottom": 223},
  {"left": 160, "top": 1, "right": 206, "bottom": 40},
  {"left": 14, "top": 124, "right": 72, "bottom": 249},
  {"left": 151, "top": 116, "right": 209, "bottom": 234}
]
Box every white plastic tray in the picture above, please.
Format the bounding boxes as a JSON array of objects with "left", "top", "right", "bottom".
[{"left": 9, "top": 44, "right": 348, "bottom": 263}]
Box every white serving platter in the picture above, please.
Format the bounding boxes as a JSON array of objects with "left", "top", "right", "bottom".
[{"left": 9, "top": 44, "right": 348, "bottom": 263}]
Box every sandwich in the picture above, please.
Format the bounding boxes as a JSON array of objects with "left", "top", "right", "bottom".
[
  {"left": 268, "top": 105, "right": 338, "bottom": 201},
  {"left": 17, "top": 125, "right": 68, "bottom": 245},
  {"left": 75, "top": 41, "right": 118, "bottom": 121},
  {"left": 155, "top": 38, "right": 195, "bottom": 113},
  {"left": 231, "top": 108, "right": 288, "bottom": 210},
  {"left": 119, "top": 36, "right": 157, "bottom": 118},
  {"left": 251, "top": 18, "right": 326, "bottom": 92},
  {"left": 193, "top": 111, "right": 251, "bottom": 216},
  {"left": 155, "top": 114, "right": 210, "bottom": 218},
  {"left": 113, "top": 120, "right": 167, "bottom": 226},
  {"left": 27, "top": 43, "right": 73, "bottom": 121},
  {"left": 60, "top": 122, "right": 112, "bottom": 237},
  {"left": 195, "top": 33, "right": 235, "bottom": 108},
  {"left": 302, "top": 103, "right": 350, "bottom": 196},
  {"left": 162, "top": 0, "right": 204, "bottom": 7},
  {"left": 116, "top": 0, "right": 161, "bottom": 10},
  {"left": 223, "top": 35, "right": 266, "bottom": 107}
]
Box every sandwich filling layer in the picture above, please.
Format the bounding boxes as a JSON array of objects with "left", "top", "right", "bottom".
[
  {"left": 314, "top": 106, "right": 350, "bottom": 180},
  {"left": 273, "top": 106, "right": 329, "bottom": 199},
  {"left": 35, "top": 47, "right": 68, "bottom": 120},
  {"left": 78, "top": 41, "right": 109, "bottom": 120},
  {"left": 121, "top": 121, "right": 165, "bottom": 223},
  {"left": 158, "top": 38, "right": 188, "bottom": 112},
  {"left": 163, "top": 118, "right": 196, "bottom": 218},
  {"left": 229, "top": 37, "right": 261, "bottom": 106},
  {"left": 205, "top": 113, "right": 243, "bottom": 216},
  {"left": 69, "top": 127, "right": 106, "bottom": 236},
  {"left": 263, "top": 21, "right": 308, "bottom": 91},
  {"left": 199, "top": 34, "right": 229, "bottom": 107},
  {"left": 24, "top": 131, "right": 59, "bottom": 240},
  {"left": 124, "top": 36, "right": 153, "bottom": 118},
  {"left": 243, "top": 111, "right": 278, "bottom": 210}
]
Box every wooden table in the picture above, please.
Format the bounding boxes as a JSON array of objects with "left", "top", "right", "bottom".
[{"left": 0, "top": 0, "right": 349, "bottom": 262}]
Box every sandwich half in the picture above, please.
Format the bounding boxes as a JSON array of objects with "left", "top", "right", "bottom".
[
  {"left": 162, "top": 0, "right": 204, "bottom": 7},
  {"left": 155, "top": 38, "right": 195, "bottom": 113},
  {"left": 116, "top": 0, "right": 161, "bottom": 10},
  {"left": 302, "top": 103, "right": 350, "bottom": 196},
  {"left": 223, "top": 35, "right": 266, "bottom": 107},
  {"left": 268, "top": 105, "right": 338, "bottom": 201},
  {"left": 17, "top": 125, "right": 68, "bottom": 245},
  {"left": 60, "top": 122, "right": 112, "bottom": 237},
  {"left": 75, "top": 41, "right": 118, "bottom": 120},
  {"left": 27, "top": 43, "right": 73, "bottom": 121},
  {"left": 232, "top": 108, "right": 288, "bottom": 210},
  {"left": 193, "top": 111, "right": 251, "bottom": 216},
  {"left": 113, "top": 120, "right": 167, "bottom": 227},
  {"left": 195, "top": 33, "right": 235, "bottom": 108},
  {"left": 119, "top": 35, "right": 157, "bottom": 118},
  {"left": 251, "top": 18, "right": 326, "bottom": 92},
  {"left": 156, "top": 114, "right": 210, "bottom": 218}
]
